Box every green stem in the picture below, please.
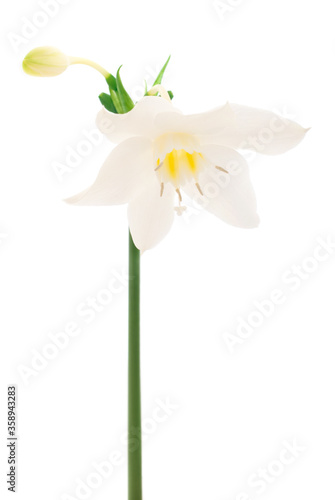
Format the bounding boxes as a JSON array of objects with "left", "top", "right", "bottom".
[
  {"left": 68, "top": 56, "right": 117, "bottom": 89},
  {"left": 128, "top": 232, "right": 142, "bottom": 500}
]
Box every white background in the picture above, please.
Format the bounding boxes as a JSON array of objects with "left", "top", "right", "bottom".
[{"left": 1, "top": 0, "right": 335, "bottom": 499}]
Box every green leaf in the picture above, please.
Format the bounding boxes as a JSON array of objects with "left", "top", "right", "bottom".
[
  {"left": 153, "top": 55, "right": 171, "bottom": 86},
  {"left": 167, "top": 90, "right": 174, "bottom": 100},
  {"left": 106, "top": 73, "right": 117, "bottom": 91},
  {"left": 99, "top": 92, "right": 117, "bottom": 113},
  {"left": 110, "top": 89, "right": 124, "bottom": 114},
  {"left": 116, "top": 66, "right": 134, "bottom": 113}
]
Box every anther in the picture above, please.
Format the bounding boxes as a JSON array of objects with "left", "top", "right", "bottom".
[
  {"left": 176, "top": 188, "right": 182, "bottom": 203},
  {"left": 195, "top": 182, "right": 203, "bottom": 195},
  {"left": 215, "top": 166, "right": 229, "bottom": 174},
  {"left": 160, "top": 182, "right": 164, "bottom": 197},
  {"left": 175, "top": 205, "right": 187, "bottom": 216}
]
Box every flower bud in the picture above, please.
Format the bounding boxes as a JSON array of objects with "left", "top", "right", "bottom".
[{"left": 22, "top": 47, "right": 70, "bottom": 77}]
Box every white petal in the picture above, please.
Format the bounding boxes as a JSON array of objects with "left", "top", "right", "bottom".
[
  {"left": 206, "top": 104, "right": 308, "bottom": 155},
  {"left": 96, "top": 96, "right": 178, "bottom": 143},
  {"left": 65, "top": 137, "right": 153, "bottom": 206},
  {"left": 128, "top": 177, "right": 175, "bottom": 252},
  {"left": 183, "top": 144, "right": 259, "bottom": 228},
  {"left": 154, "top": 102, "right": 235, "bottom": 137}
]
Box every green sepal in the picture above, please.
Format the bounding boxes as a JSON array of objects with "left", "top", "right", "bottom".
[
  {"left": 116, "top": 66, "right": 134, "bottom": 113},
  {"left": 99, "top": 92, "right": 117, "bottom": 113},
  {"left": 167, "top": 90, "right": 174, "bottom": 100},
  {"left": 106, "top": 73, "right": 117, "bottom": 91},
  {"left": 153, "top": 55, "right": 171, "bottom": 86},
  {"left": 110, "top": 89, "right": 124, "bottom": 114}
]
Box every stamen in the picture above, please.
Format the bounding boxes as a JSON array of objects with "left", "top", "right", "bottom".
[
  {"left": 195, "top": 182, "right": 203, "bottom": 195},
  {"left": 155, "top": 162, "right": 163, "bottom": 171},
  {"left": 175, "top": 205, "right": 187, "bottom": 216},
  {"left": 176, "top": 188, "right": 182, "bottom": 203},
  {"left": 160, "top": 182, "right": 164, "bottom": 197},
  {"left": 215, "top": 166, "right": 229, "bottom": 174}
]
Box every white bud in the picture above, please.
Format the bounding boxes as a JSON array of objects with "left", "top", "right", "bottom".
[{"left": 22, "top": 46, "right": 70, "bottom": 77}]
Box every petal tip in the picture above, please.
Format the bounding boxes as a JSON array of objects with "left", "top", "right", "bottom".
[
  {"left": 63, "top": 189, "right": 89, "bottom": 205},
  {"left": 243, "top": 213, "right": 260, "bottom": 229},
  {"left": 63, "top": 196, "right": 77, "bottom": 205},
  {"left": 252, "top": 213, "right": 260, "bottom": 228},
  {"left": 233, "top": 211, "right": 260, "bottom": 229}
]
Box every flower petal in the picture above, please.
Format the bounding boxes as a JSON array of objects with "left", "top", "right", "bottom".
[
  {"left": 154, "top": 102, "right": 235, "bottom": 137},
  {"left": 183, "top": 144, "right": 259, "bottom": 228},
  {"left": 206, "top": 104, "right": 308, "bottom": 155},
  {"left": 65, "top": 136, "right": 154, "bottom": 206},
  {"left": 96, "top": 96, "right": 178, "bottom": 143},
  {"left": 128, "top": 177, "right": 175, "bottom": 252}
]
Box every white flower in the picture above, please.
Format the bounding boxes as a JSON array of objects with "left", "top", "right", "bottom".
[{"left": 65, "top": 96, "right": 307, "bottom": 252}]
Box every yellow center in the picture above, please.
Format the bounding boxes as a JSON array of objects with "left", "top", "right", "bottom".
[{"left": 157, "top": 149, "right": 203, "bottom": 187}]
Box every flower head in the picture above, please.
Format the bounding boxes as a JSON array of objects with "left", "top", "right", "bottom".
[
  {"left": 65, "top": 95, "right": 308, "bottom": 252},
  {"left": 22, "top": 47, "right": 70, "bottom": 77}
]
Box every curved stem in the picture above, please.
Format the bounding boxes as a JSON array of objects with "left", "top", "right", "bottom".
[
  {"left": 128, "top": 232, "right": 142, "bottom": 500},
  {"left": 69, "top": 56, "right": 111, "bottom": 79}
]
